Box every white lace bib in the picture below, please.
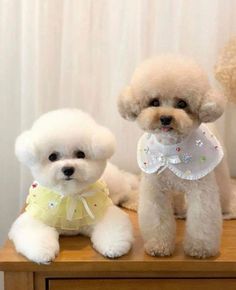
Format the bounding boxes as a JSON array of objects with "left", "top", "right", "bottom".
[{"left": 137, "top": 125, "right": 223, "bottom": 180}]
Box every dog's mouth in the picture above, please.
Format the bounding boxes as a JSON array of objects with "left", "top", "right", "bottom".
[
  {"left": 64, "top": 177, "right": 74, "bottom": 181},
  {"left": 160, "top": 126, "right": 173, "bottom": 132}
]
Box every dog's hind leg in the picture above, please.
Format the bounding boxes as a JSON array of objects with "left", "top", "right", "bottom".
[{"left": 215, "top": 158, "right": 236, "bottom": 218}]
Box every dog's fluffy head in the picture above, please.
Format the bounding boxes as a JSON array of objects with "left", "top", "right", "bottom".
[
  {"left": 118, "top": 55, "right": 225, "bottom": 141},
  {"left": 15, "top": 109, "right": 116, "bottom": 194}
]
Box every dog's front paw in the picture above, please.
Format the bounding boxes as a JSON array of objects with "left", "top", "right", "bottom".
[
  {"left": 184, "top": 239, "right": 219, "bottom": 259},
  {"left": 144, "top": 238, "right": 175, "bottom": 257},
  {"left": 93, "top": 239, "right": 132, "bottom": 259},
  {"left": 91, "top": 205, "right": 133, "bottom": 258},
  {"left": 9, "top": 213, "right": 60, "bottom": 264},
  {"left": 25, "top": 235, "right": 60, "bottom": 264}
]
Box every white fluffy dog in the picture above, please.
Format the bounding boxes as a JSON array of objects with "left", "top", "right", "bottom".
[
  {"left": 118, "top": 55, "right": 227, "bottom": 258},
  {"left": 9, "top": 109, "right": 133, "bottom": 264}
]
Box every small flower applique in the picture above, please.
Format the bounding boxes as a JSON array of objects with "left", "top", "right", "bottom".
[
  {"left": 144, "top": 146, "right": 150, "bottom": 154},
  {"left": 48, "top": 200, "right": 57, "bottom": 209},
  {"left": 151, "top": 155, "right": 158, "bottom": 163},
  {"left": 32, "top": 182, "right": 38, "bottom": 188},
  {"left": 176, "top": 147, "right": 181, "bottom": 152},
  {"left": 196, "top": 139, "right": 203, "bottom": 147},
  {"left": 184, "top": 170, "right": 192, "bottom": 177},
  {"left": 182, "top": 153, "right": 192, "bottom": 164},
  {"left": 200, "top": 155, "right": 207, "bottom": 163}
]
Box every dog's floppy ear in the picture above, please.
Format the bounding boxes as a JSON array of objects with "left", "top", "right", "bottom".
[
  {"left": 199, "top": 89, "right": 226, "bottom": 123},
  {"left": 15, "top": 130, "right": 37, "bottom": 167},
  {"left": 91, "top": 126, "right": 116, "bottom": 160},
  {"left": 118, "top": 86, "right": 139, "bottom": 121}
]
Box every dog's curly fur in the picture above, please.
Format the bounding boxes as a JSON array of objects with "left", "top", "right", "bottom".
[
  {"left": 118, "top": 55, "right": 227, "bottom": 258},
  {"left": 9, "top": 109, "right": 133, "bottom": 263}
]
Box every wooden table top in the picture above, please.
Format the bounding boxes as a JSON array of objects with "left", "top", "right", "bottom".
[{"left": 1, "top": 210, "right": 236, "bottom": 274}]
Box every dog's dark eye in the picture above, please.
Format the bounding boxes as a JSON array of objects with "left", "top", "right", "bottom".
[
  {"left": 75, "top": 150, "right": 85, "bottom": 159},
  {"left": 48, "top": 152, "right": 59, "bottom": 162},
  {"left": 176, "top": 99, "right": 188, "bottom": 109},
  {"left": 149, "top": 98, "right": 160, "bottom": 107}
]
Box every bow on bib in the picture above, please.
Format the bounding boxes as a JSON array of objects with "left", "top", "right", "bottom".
[
  {"left": 25, "top": 180, "right": 112, "bottom": 230},
  {"left": 65, "top": 191, "right": 96, "bottom": 221},
  {"left": 156, "top": 154, "right": 182, "bottom": 175},
  {"left": 137, "top": 124, "right": 223, "bottom": 180}
]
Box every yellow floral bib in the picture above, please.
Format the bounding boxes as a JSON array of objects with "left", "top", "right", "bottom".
[{"left": 25, "top": 180, "right": 113, "bottom": 230}]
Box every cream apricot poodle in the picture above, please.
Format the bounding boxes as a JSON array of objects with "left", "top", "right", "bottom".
[{"left": 118, "top": 55, "right": 230, "bottom": 258}]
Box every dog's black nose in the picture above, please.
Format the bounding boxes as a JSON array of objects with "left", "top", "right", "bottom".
[
  {"left": 160, "top": 115, "right": 172, "bottom": 126},
  {"left": 62, "top": 166, "right": 75, "bottom": 177}
]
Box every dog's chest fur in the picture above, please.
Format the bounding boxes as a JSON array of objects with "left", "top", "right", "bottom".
[{"left": 144, "top": 168, "right": 212, "bottom": 195}]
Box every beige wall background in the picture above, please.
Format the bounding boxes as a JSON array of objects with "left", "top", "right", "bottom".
[{"left": 1, "top": 0, "right": 236, "bottom": 269}]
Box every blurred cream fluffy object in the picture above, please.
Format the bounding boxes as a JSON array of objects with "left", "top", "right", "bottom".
[{"left": 215, "top": 38, "right": 236, "bottom": 103}]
